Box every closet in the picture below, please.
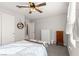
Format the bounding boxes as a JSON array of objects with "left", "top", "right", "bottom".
[
  {"left": 0, "top": 15, "right": 2, "bottom": 45},
  {"left": 41, "top": 29, "right": 51, "bottom": 44},
  {"left": 26, "top": 22, "right": 35, "bottom": 39},
  {"left": 0, "top": 12, "right": 15, "bottom": 45},
  {"left": 28, "top": 22, "right": 35, "bottom": 39}
]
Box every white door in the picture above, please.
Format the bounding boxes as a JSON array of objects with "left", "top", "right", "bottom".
[
  {"left": 0, "top": 14, "right": 2, "bottom": 45},
  {"left": 2, "top": 13, "right": 15, "bottom": 44},
  {"left": 28, "top": 23, "right": 35, "bottom": 39},
  {"left": 41, "top": 29, "right": 51, "bottom": 44}
]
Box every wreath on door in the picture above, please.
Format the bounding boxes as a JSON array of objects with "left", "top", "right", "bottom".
[{"left": 17, "top": 22, "right": 24, "bottom": 29}]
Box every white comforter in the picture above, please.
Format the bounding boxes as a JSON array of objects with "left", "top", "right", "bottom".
[{"left": 0, "top": 40, "right": 47, "bottom": 56}]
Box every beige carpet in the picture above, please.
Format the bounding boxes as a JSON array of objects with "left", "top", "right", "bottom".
[{"left": 47, "top": 44, "right": 69, "bottom": 56}]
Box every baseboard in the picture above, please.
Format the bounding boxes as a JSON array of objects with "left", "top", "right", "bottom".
[
  {"left": 51, "top": 41, "right": 67, "bottom": 46},
  {"left": 64, "top": 43, "right": 67, "bottom": 46},
  {"left": 67, "top": 46, "right": 71, "bottom": 56}
]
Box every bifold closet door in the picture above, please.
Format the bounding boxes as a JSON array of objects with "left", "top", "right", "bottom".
[
  {"left": 28, "top": 23, "right": 35, "bottom": 39},
  {"left": 41, "top": 30, "right": 51, "bottom": 44},
  {"left": 2, "top": 13, "right": 15, "bottom": 44},
  {"left": 0, "top": 15, "right": 1, "bottom": 45}
]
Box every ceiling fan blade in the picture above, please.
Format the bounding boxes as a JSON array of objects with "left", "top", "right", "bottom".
[
  {"left": 35, "top": 8, "right": 42, "bottom": 13},
  {"left": 16, "top": 5, "right": 29, "bottom": 8},
  {"left": 36, "top": 2, "right": 46, "bottom": 7}
]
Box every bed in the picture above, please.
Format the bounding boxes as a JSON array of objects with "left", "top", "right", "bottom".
[{"left": 0, "top": 40, "right": 47, "bottom": 56}]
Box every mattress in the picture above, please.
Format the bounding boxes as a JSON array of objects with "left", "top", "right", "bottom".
[{"left": 0, "top": 40, "right": 47, "bottom": 56}]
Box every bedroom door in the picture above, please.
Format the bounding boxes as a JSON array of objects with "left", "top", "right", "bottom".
[
  {"left": 2, "top": 13, "right": 15, "bottom": 44},
  {"left": 56, "top": 31, "right": 64, "bottom": 46}
]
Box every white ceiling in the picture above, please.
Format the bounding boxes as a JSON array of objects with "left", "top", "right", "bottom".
[{"left": 0, "top": 2, "right": 68, "bottom": 20}]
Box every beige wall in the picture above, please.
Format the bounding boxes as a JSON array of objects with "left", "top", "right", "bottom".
[
  {"left": 15, "top": 15, "right": 25, "bottom": 41},
  {"left": 0, "top": 8, "right": 25, "bottom": 45},
  {"left": 33, "top": 14, "right": 67, "bottom": 45}
]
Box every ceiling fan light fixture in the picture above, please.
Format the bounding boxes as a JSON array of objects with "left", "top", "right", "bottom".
[
  {"left": 30, "top": 8, "right": 36, "bottom": 11},
  {"left": 16, "top": 2, "right": 46, "bottom": 14}
]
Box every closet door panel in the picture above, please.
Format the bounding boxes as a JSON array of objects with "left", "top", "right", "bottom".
[
  {"left": 41, "top": 30, "right": 51, "bottom": 44},
  {"left": 0, "top": 15, "right": 1, "bottom": 45},
  {"left": 28, "top": 23, "right": 35, "bottom": 39},
  {"left": 2, "top": 13, "right": 15, "bottom": 44}
]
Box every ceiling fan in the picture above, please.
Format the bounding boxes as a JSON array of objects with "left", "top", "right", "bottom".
[{"left": 16, "top": 2, "right": 46, "bottom": 14}]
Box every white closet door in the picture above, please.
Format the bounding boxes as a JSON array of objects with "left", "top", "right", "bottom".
[
  {"left": 28, "top": 23, "right": 35, "bottom": 39},
  {"left": 41, "top": 30, "right": 51, "bottom": 44},
  {"left": 0, "top": 15, "right": 2, "bottom": 45},
  {"left": 2, "top": 13, "right": 15, "bottom": 44}
]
